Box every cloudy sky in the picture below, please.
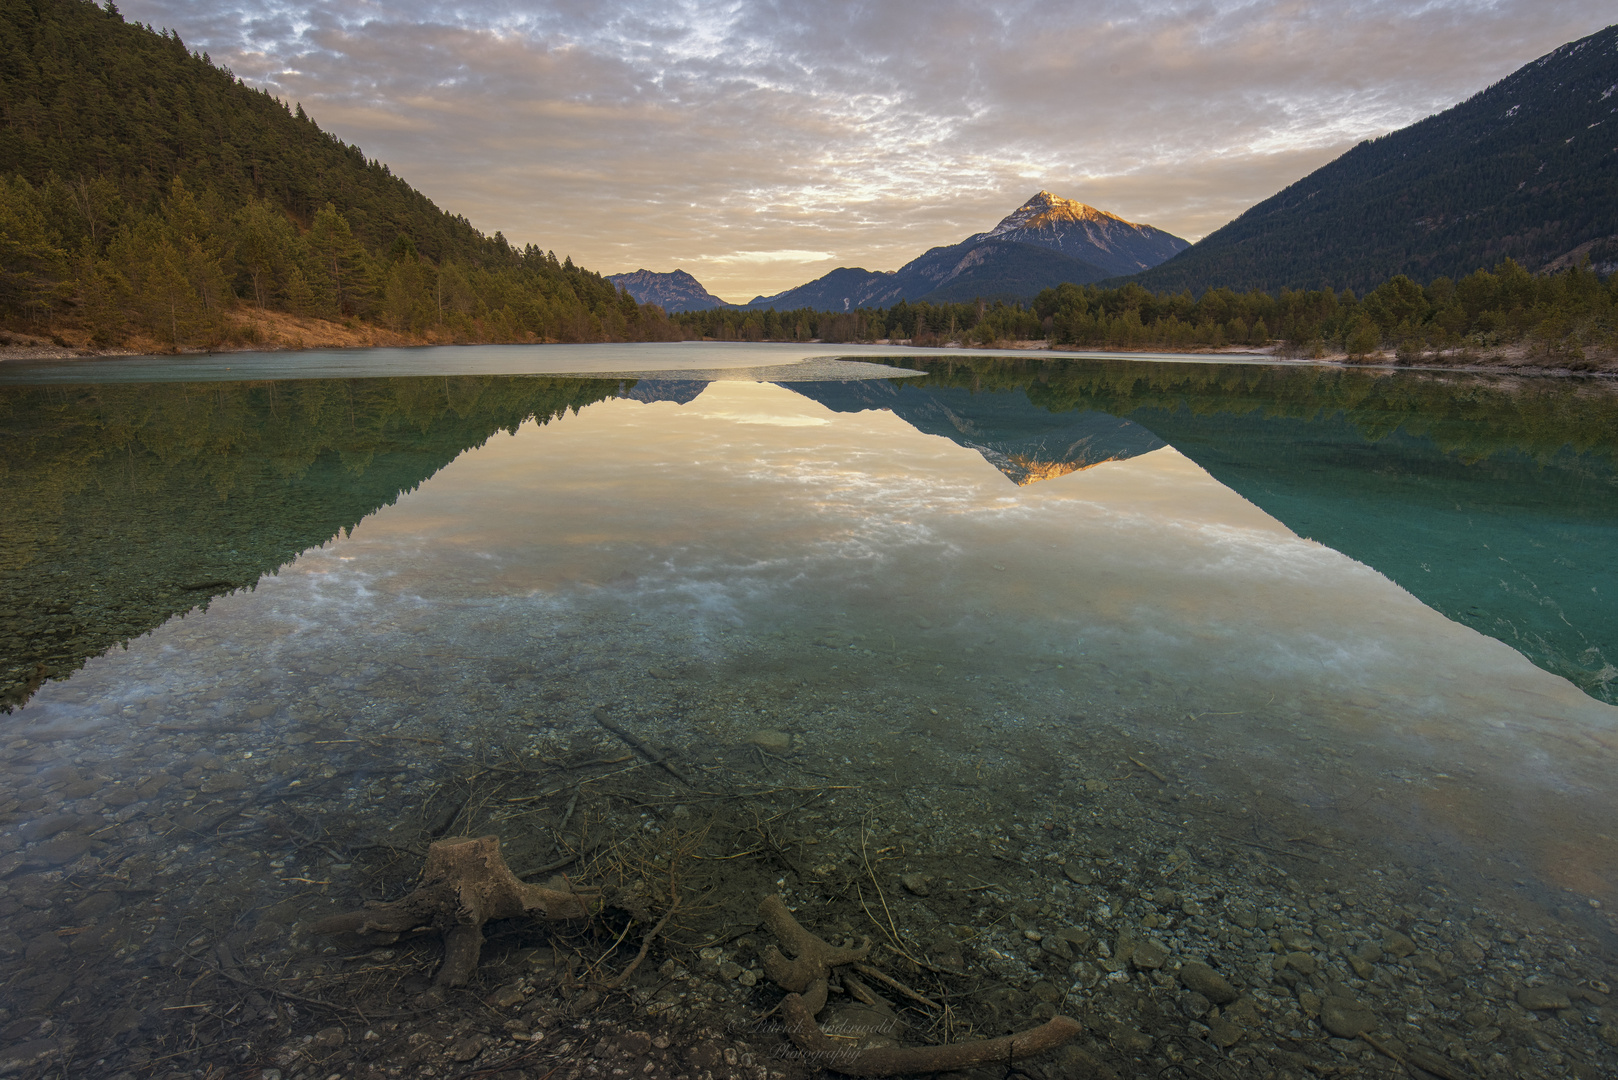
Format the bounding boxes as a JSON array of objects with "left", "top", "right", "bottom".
[{"left": 122, "top": 0, "right": 1612, "bottom": 301}]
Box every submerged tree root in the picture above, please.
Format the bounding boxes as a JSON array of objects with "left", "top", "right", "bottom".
[
  {"left": 759, "top": 894, "right": 870, "bottom": 992},
  {"left": 779, "top": 994, "right": 1082, "bottom": 1077},
  {"left": 310, "top": 835, "right": 597, "bottom": 989},
  {"left": 758, "top": 895, "right": 1083, "bottom": 1077}
]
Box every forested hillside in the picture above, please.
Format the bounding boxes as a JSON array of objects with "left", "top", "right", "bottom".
[
  {"left": 0, "top": 0, "right": 674, "bottom": 348},
  {"left": 1036, "top": 261, "right": 1617, "bottom": 365},
  {"left": 674, "top": 259, "right": 1618, "bottom": 369},
  {"left": 1131, "top": 23, "right": 1618, "bottom": 295}
]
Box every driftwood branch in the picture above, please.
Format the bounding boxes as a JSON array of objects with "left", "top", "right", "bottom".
[{"left": 593, "top": 707, "right": 693, "bottom": 784}]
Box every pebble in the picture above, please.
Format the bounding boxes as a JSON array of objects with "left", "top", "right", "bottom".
[
  {"left": 1108, "top": 1023, "right": 1152, "bottom": 1054},
  {"left": 743, "top": 730, "right": 791, "bottom": 754},
  {"left": 1383, "top": 931, "right": 1416, "bottom": 958},
  {"left": 1207, "top": 1013, "right": 1242, "bottom": 1047},
  {"left": 1178, "top": 961, "right": 1237, "bottom": 1004},
  {"left": 1320, "top": 995, "right": 1378, "bottom": 1039},
  {"left": 449, "top": 1034, "right": 487, "bottom": 1062},
  {"left": 900, "top": 873, "right": 932, "bottom": 897},
  {"left": 1516, "top": 985, "right": 1572, "bottom": 1011},
  {"left": 19, "top": 835, "right": 91, "bottom": 869},
  {"left": 1411, "top": 952, "right": 1446, "bottom": 977},
  {"left": 1062, "top": 863, "right": 1096, "bottom": 885},
  {"left": 1285, "top": 951, "right": 1317, "bottom": 975},
  {"left": 486, "top": 982, "right": 525, "bottom": 1009},
  {"left": 18, "top": 815, "right": 77, "bottom": 843},
  {"left": 1132, "top": 940, "right": 1169, "bottom": 970}
]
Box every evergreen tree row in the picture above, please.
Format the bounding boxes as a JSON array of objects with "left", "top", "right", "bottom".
[
  {"left": 0, "top": 173, "right": 678, "bottom": 346},
  {"left": 670, "top": 261, "right": 1618, "bottom": 366},
  {"left": 2, "top": 0, "right": 504, "bottom": 263}
]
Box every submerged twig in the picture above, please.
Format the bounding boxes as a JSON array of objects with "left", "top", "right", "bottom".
[{"left": 593, "top": 707, "right": 693, "bottom": 784}]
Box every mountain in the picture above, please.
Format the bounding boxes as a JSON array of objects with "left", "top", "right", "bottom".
[
  {"left": 607, "top": 269, "right": 732, "bottom": 312},
  {"left": 900, "top": 238, "right": 1115, "bottom": 304},
  {"left": 744, "top": 192, "right": 1188, "bottom": 310},
  {"left": 978, "top": 191, "right": 1191, "bottom": 276},
  {"left": 1129, "top": 23, "right": 1618, "bottom": 295},
  {"left": 746, "top": 265, "right": 907, "bottom": 312},
  {"left": 741, "top": 238, "right": 1108, "bottom": 311}
]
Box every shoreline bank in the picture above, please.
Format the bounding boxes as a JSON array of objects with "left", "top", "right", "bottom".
[{"left": 3, "top": 327, "right": 1614, "bottom": 380}]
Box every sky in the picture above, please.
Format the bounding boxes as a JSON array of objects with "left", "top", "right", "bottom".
[{"left": 120, "top": 0, "right": 1614, "bottom": 302}]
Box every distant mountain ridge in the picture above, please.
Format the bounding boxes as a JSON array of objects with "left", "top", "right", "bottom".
[
  {"left": 1130, "top": 23, "right": 1618, "bottom": 294},
  {"left": 738, "top": 192, "right": 1188, "bottom": 310},
  {"left": 609, "top": 193, "right": 1188, "bottom": 314},
  {"left": 606, "top": 269, "right": 731, "bottom": 312}
]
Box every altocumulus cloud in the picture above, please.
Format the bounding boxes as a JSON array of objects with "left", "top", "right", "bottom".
[{"left": 119, "top": 0, "right": 1614, "bottom": 300}]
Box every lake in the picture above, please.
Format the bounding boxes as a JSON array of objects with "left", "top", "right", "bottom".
[{"left": 1, "top": 343, "right": 1614, "bottom": 1079}]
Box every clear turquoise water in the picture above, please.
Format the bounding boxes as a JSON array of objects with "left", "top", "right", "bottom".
[{"left": 1, "top": 346, "right": 1615, "bottom": 1074}]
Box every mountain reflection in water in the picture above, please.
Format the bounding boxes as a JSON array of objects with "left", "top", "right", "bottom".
[
  {"left": 3, "top": 360, "right": 1614, "bottom": 712},
  {"left": 786, "top": 379, "right": 1165, "bottom": 485},
  {"left": 794, "top": 357, "right": 1618, "bottom": 704}
]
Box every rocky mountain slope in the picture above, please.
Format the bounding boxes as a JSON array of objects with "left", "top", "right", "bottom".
[
  {"left": 605, "top": 269, "right": 732, "bottom": 312},
  {"left": 1130, "top": 23, "right": 1618, "bottom": 294},
  {"left": 976, "top": 191, "right": 1190, "bottom": 276}
]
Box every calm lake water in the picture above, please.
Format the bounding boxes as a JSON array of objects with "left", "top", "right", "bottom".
[{"left": 1, "top": 344, "right": 1615, "bottom": 1079}]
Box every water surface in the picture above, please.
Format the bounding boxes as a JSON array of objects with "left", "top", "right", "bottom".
[{"left": 1, "top": 347, "right": 1614, "bottom": 1078}]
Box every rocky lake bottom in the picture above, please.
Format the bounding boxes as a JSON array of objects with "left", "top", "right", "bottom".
[{"left": 1, "top": 594, "right": 1615, "bottom": 1080}]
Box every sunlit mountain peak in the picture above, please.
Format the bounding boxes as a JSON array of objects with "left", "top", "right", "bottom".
[{"left": 989, "top": 191, "right": 1138, "bottom": 236}]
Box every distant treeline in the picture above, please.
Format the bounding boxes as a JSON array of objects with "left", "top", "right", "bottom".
[{"left": 672, "top": 260, "right": 1617, "bottom": 365}]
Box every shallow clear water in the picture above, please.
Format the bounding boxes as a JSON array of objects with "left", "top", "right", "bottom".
[{"left": 1, "top": 347, "right": 1615, "bottom": 1077}]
